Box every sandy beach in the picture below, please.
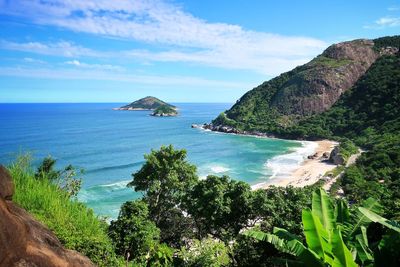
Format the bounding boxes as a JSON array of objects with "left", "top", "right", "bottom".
[{"left": 253, "top": 140, "right": 338, "bottom": 189}]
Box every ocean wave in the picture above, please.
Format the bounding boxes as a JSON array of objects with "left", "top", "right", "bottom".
[
  {"left": 86, "top": 161, "right": 144, "bottom": 174},
  {"left": 210, "top": 165, "right": 230, "bottom": 173},
  {"left": 264, "top": 141, "right": 318, "bottom": 179},
  {"left": 98, "top": 180, "right": 131, "bottom": 189},
  {"left": 78, "top": 179, "right": 131, "bottom": 202}
]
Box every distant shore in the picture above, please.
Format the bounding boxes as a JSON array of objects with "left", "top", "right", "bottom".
[{"left": 252, "top": 140, "right": 338, "bottom": 189}]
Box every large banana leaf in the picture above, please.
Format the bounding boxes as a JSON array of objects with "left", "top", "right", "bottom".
[
  {"left": 335, "top": 199, "right": 350, "bottom": 226},
  {"left": 354, "top": 226, "right": 373, "bottom": 264},
  {"left": 244, "top": 229, "right": 324, "bottom": 267},
  {"left": 331, "top": 229, "right": 358, "bottom": 267},
  {"left": 358, "top": 207, "right": 400, "bottom": 233},
  {"left": 243, "top": 230, "right": 300, "bottom": 256},
  {"left": 342, "top": 198, "right": 382, "bottom": 239},
  {"left": 273, "top": 227, "right": 302, "bottom": 242},
  {"left": 302, "top": 209, "right": 334, "bottom": 265},
  {"left": 312, "top": 189, "right": 336, "bottom": 232}
]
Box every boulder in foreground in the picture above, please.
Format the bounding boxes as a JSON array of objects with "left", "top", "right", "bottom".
[{"left": 0, "top": 165, "right": 95, "bottom": 267}]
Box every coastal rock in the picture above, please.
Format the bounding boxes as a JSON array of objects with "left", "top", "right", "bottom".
[
  {"left": 0, "top": 166, "right": 95, "bottom": 267},
  {"left": 307, "top": 152, "right": 319, "bottom": 160},
  {"left": 329, "top": 146, "right": 345, "bottom": 165},
  {"left": 322, "top": 152, "right": 330, "bottom": 159},
  {"left": 197, "top": 123, "right": 274, "bottom": 137}
]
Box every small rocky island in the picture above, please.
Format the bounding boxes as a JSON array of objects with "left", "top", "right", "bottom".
[{"left": 113, "top": 96, "right": 178, "bottom": 116}]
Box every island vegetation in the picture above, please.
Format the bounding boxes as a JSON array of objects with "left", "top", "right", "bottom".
[{"left": 151, "top": 105, "right": 178, "bottom": 117}]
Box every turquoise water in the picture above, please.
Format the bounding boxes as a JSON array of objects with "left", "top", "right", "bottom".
[{"left": 0, "top": 103, "right": 308, "bottom": 219}]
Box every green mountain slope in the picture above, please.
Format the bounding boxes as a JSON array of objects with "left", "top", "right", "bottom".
[{"left": 212, "top": 36, "right": 399, "bottom": 136}]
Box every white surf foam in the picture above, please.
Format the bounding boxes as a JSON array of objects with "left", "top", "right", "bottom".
[
  {"left": 263, "top": 141, "right": 318, "bottom": 180},
  {"left": 210, "top": 165, "right": 230, "bottom": 173},
  {"left": 99, "top": 180, "right": 131, "bottom": 189}
]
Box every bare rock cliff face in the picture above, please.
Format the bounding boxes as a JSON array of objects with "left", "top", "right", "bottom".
[
  {"left": 0, "top": 166, "right": 95, "bottom": 267},
  {"left": 271, "top": 39, "right": 379, "bottom": 115}
]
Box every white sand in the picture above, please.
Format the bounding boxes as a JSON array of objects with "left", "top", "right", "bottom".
[{"left": 256, "top": 140, "right": 338, "bottom": 189}]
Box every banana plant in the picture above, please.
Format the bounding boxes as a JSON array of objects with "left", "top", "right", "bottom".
[
  {"left": 245, "top": 189, "right": 357, "bottom": 267},
  {"left": 245, "top": 189, "right": 400, "bottom": 267}
]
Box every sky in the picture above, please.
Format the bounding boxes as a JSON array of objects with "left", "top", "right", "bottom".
[{"left": 0, "top": 0, "right": 399, "bottom": 103}]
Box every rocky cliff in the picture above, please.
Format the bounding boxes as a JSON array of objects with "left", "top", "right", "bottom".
[
  {"left": 214, "top": 36, "right": 399, "bottom": 132},
  {"left": 270, "top": 39, "right": 378, "bottom": 116},
  {"left": 0, "top": 166, "right": 95, "bottom": 267}
]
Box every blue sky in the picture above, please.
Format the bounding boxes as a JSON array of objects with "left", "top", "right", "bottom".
[{"left": 0, "top": 0, "right": 399, "bottom": 103}]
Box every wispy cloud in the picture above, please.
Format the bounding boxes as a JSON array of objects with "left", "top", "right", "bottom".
[
  {"left": 65, "top": 59, "right": 124, "bottom": 71},
  {"left": 0, "top": 66, "right": 252, "bottom": 89},
  {"left": 23, "top": 57, "right": 46, "bottom": 64},
  {"left": 364, "top": 16, "right": 400, "bottom": 29},
  {"left": 364, "top": 5, "right": 400, "bottom": 29},
  {"left": 0, "top": 40, "right": 100, "bottom": 57},
  {"left": 0, "top": 0, "right": 326, "bottom": 75},
  {"left": 375, "top": 17, "right": 400, "bottom": 27}
]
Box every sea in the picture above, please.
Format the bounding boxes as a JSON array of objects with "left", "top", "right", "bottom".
[{"left": 0, "top": 103, "right": 317, "bottom": 219}]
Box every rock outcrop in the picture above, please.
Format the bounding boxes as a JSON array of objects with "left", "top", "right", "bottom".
[
  {"left": 271, "top": 39, "right": 378, "bottom": 115},
  {"left": 329, "top": 146, "right": 346, "bottom": 165},
  {"left": 0, "top": 166, "right": 95, "bottom": 267}
]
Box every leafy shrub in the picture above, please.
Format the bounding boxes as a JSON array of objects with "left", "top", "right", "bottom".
[
  {"left": 178, "top": 237, "right": 231, "bottom": 267},
  {"left": 108, "top": 200, "right": 160, "bottom": 263}
]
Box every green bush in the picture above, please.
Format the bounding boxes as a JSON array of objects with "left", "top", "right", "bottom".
[
  {"left": 8, "top": 155, "right": 123, "bottom": 266},
  {"left": 109, "top": 200, "right": 160, "bottom": 263},
  {"left": 178, "top": 237, "right": 231, "bottom": 267}
]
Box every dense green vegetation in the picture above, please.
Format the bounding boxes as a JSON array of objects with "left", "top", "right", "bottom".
[
  {"left": 8, "top": 155, "right": 123, "bottom": 266},
  {"left": 372, "top": 36, "right": 400, "bottom": 50}
]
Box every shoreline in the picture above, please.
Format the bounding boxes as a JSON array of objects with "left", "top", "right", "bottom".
[
  {"left": 252, "top": 140, "right": 338, "bottom": 189},
  {"left": 193, "top": 125, "right": 339, "bottom": 189}
]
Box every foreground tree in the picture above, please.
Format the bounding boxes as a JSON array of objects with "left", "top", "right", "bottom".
[
  {"left": 128, "top": 145, "right": 198, "bottom": 245},
  {"left": 184, "top": 175, "right": 253, "bottom": 240},
  {"left": 108, "top": 200, "right": 160, "bottom": 263}
]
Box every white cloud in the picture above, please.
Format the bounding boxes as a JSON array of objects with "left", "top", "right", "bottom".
[
  {"left": 375, "top": 17, "right": 400, "bottom": 27},
  {"left": 0, "top": 0, "right": 327, "bottom": 75},
  {"left": 0, "top": 66, "right": 252, "bottom": 89},
  {"left": 0, "top": 40, "right": 100, "bottom": 57},
  {"left": 65, "top": 59, "right": 124, "bottom": 71},
  {"left": 23, "top": 57, "right": 46, "bottom": 64}
]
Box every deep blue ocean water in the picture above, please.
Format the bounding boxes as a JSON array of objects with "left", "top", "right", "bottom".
[{"left": 0, "top": 103, "right": 313, "bottom": 219}]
